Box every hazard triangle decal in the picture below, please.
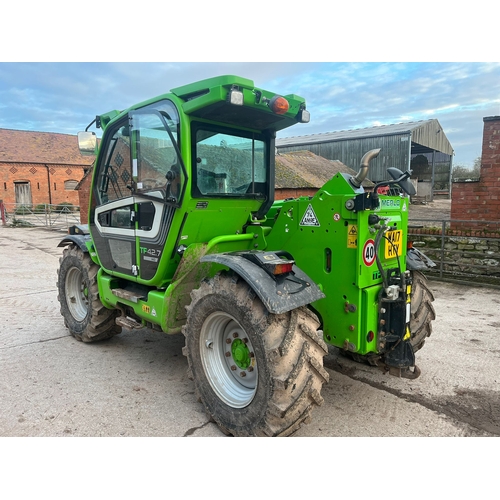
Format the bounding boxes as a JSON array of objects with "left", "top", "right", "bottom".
[{"left": 300, "top": 204, "right": 320, "bottom": 227}]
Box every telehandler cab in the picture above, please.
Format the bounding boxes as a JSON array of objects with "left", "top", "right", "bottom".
[{"left": 57, "top": 75, "right": 435, "bottom": 436}]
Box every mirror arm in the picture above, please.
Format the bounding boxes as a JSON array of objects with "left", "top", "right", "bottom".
[{"left": 85, "top": 118, "right": 96, "bottom": 132}]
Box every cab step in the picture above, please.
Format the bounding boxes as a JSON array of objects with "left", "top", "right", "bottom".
[
  {"left": 116, "top": 315, "right": 144, "bottom": 329},
  {"left": 112, "top": 288, "right": 144, "bottom": 303}
]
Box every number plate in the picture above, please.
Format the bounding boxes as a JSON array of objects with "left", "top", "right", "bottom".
[{"left": 385, "top": 230, "right": 403, "bottom": 259}]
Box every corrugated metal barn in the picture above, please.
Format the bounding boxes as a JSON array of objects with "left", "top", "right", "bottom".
[{"left": 276, "top": 119, "right": 454, "bottom": 200}]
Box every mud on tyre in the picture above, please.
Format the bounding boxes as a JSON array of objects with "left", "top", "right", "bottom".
[
  {"left": 57, "top": 244, "right": 121, "bottom": 342},
  {"left": 182, "top": 272, "right": 329, "bottom": 437},
  {"left": 409, "top": 270, "right": 436, "bottom": 352}
]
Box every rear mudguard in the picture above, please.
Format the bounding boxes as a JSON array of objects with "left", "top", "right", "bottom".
[
  {"left": 406, "top": 247, "right": 436, "bottom": 271},
  {"left": 200, "top": 252, "right": 325, "bottom": 315}
]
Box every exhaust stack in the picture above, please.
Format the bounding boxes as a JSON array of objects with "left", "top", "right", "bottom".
[{"left": 350, "top": 148, "right": 381, "bottom": 189}]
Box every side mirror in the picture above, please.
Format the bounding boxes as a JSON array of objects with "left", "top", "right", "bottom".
[
  {"left": 77, "top": 131, "right": 97, "bottom": 156},
  {"left": 387, "top": 167, "right": 416, "bottom": 196}
]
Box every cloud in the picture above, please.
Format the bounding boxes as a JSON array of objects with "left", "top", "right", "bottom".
[{"left": 0, "top": 62, "right": 498, "bottom": 167}]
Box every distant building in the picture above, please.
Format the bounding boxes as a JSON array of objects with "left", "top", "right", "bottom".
[
  {"left": 0, "top": 129, "right": 93, "bottom": 208},
  {"left": 277, "top": 119, "right": 454, "bottom": 200},
  {"left": 274, "top": 150, "right": 373, "bottom": 200}
]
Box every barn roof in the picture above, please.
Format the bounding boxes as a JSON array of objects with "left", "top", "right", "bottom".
[
  {"left": 277, "top": 119, "right": 453, "bottom": 156},
  {"left": 275, "top": 150, "right": 373, "bottom": 189},
  {"left": 0, "top": 128, "right": 94, "bottom": 166}
]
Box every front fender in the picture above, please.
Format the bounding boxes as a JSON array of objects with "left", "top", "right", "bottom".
[
  {"left": 201, "top": 252, "right": 325, "bottom": 315},
  {"left": 57, "top": 234, "right": 91, "bottom": 253}
]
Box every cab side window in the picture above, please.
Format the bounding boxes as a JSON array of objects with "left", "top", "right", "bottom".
[
  {"left": 97, "top": 125, "right": 132, "bottom": 204},
  {"left": 132, "top": 101, "right": 184, "bottom": 205}
]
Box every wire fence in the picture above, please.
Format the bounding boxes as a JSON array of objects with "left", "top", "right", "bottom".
[
  {"left": 1, "top": 201, "right": 499, "bottom": 287},
  {"left": 0, "top": 202, "right": 82, "bottom": 232}
]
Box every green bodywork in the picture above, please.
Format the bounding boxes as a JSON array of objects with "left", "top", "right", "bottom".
[
  {"left": 83, "top": 74, "right": 412, "bottom": 358},
  {"left": 264, "top": 174, "right": 410, "bottom": 355}
]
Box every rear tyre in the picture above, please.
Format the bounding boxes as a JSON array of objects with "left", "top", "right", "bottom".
[
  {"left": 57, "top": 244, "right": 121, "bottom": 342},
  {"left": 409, "top": 270, "right": 436, "bottom": 352},
  {"left": 182, "top": 272, "right": 329, "bottom": 437}
]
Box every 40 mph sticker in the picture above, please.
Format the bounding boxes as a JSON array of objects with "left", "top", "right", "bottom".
[{"left": 363, "top": 239, "right": 376, "bottom": 266}]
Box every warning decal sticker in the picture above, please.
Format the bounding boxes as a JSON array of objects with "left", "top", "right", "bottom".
[
  {"left": 300, "top": 204, "right": 320, "bottom": 227},
  {"left": 347, "top": 224, "right": 358, "bottom": 248}
]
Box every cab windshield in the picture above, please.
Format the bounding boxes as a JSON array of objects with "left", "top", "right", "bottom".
[{"left": 192, "top": 124, "right": 269, "bottom": 199}]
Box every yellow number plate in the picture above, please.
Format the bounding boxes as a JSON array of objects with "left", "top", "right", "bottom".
[{"left": 385, "top": 230, "right": 403, "bottom": 259}]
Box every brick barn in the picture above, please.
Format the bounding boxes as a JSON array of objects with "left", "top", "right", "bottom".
[
  {"left": 0, "top": 128, "right": 93, "bottom": 209},
  {"left": 275, "top": 150, "right": 373, "bottom": 200}
]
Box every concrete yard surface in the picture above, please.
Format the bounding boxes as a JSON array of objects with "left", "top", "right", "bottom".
[{"left": 0, "top": 225, "right": 499, "bottom": 438}]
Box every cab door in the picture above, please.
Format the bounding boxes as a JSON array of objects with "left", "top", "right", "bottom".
[
  {"left": 90, "top": 100, "right": 185, "bottom": 282},
  {"left": 129, "top": 104, "right": 184, "bottom": 282},
  {"left": 91, "top": 120, "right": 138, "bottom": 278}
]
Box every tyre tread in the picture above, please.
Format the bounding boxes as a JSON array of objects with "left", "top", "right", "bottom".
[
  {"left": 183, "top": 273, "right": 328, "bottom": 437},
  {"left": 57, "top": 244, "right": 121, "bottom": 343}
]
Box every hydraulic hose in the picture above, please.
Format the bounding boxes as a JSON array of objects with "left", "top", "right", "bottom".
[{"left": 374, "top": 223, "right": 388, "bottom": 289}]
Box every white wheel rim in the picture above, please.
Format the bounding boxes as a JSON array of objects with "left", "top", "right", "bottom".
[
  {"left": 199, "top": 311, "right": 258, "bottom": 408},
  {"left": 65, "top": 267, "right": 89, "bottom": 322}
]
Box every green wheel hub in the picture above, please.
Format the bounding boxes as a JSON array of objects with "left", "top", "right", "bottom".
[{"left": 231, "top": 339, "right": 251, "bottom": 370}]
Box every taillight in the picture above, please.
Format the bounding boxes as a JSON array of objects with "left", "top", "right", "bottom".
[{"left": 272, "top": 262, "right": 294, "bottom": 275}]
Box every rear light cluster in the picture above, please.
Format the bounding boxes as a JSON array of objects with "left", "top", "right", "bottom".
[{"left": 270, "top": 262, "right": 294, "bottom": 275}]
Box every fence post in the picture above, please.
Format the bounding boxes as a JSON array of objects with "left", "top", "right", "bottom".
[
  {"left": 439, "top": 220, "right": 446, "bottom": 279},
  {"left": 0, "top": 199, "right": 5, "bottom": 226}
]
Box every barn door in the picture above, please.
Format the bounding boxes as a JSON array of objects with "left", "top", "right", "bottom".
[{"left": 14, "top": 182, "right": 32, "bottom": 206}]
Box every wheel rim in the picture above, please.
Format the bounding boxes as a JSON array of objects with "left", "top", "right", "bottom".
[
  {"left": 65, "top": 267, "right": 89, "bottom": 322},
  {"left": 199, "top": 311, "right": 258, "bottom": 408}
]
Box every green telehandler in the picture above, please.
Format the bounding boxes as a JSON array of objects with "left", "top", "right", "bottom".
[{"left": 57, "top": 75, "right": 436, "bottom": 436}]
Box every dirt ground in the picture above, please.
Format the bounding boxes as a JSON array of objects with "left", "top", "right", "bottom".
[
  {"left": 0, "top": 222, "right": 499, "bottom": 439},
  {"left": 409, "top": 198, "right": 451, "bottom": 221}
]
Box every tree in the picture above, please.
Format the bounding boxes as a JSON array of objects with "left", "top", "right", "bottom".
[{"left": 452, "top": 156, "right": 481, "bottom": 181}]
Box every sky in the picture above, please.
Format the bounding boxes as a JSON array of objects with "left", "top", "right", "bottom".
[
  {"left": 2, "top": 4, "right": 499, "bottom": 169},
  {"left": 1, "top": 61, "right": 498, "bottom": 168}
]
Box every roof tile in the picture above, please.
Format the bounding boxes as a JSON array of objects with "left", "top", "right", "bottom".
[{"left": 0, "top": 128, "right": 94, "bottom": 165}]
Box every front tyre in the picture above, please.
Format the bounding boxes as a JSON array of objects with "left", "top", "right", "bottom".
[
  {"left": 182, "top": 273, "right": 329, "bottom": 437},
  {"left": 57, "top": 244, "right": 121, "bottom": 342}
]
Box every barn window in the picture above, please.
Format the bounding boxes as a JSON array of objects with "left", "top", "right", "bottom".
[{"left": 64, "top": 180, "right": 79, "bottom": 190}]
